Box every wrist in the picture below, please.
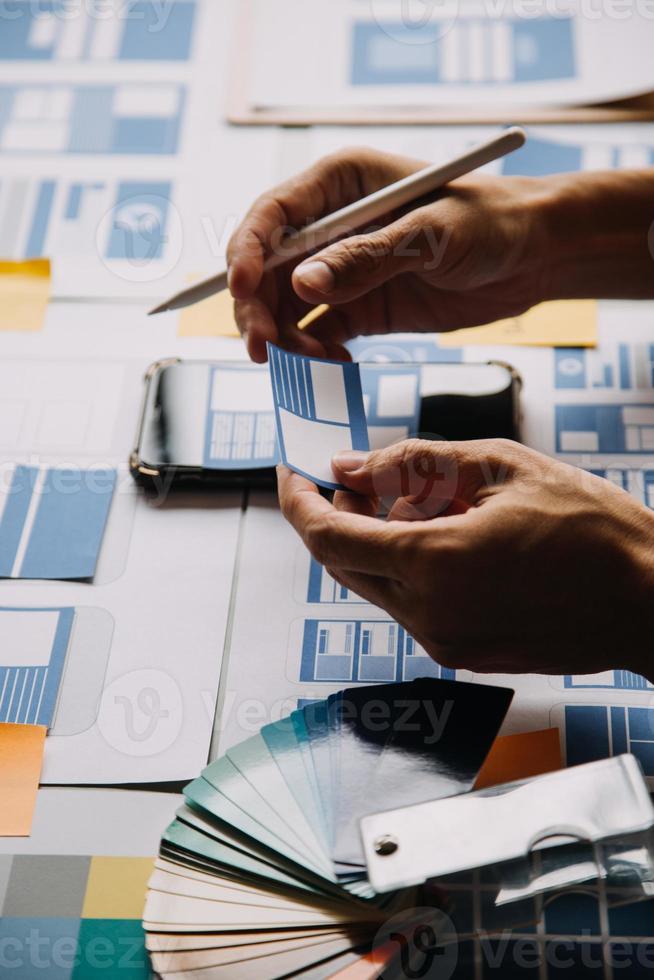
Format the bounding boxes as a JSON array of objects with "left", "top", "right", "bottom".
[
  {"left": 538, "top": 170, "right": 654, "bottom": 302},
  {"left": 621, "top": 526, "right": 654, "bottom": 683}
]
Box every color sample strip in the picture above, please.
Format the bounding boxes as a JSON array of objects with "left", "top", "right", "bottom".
[
  {"left": 474, "top": 727, "right": 562, "bottom": 790},
  {"left": 439, "top": 300, "right": 597, "bottom": 348},
  {"left": 0, "top": 607, "right": 75, "bottom": 727},
  {"left": 0, "top": 855, "right": 152, "bottom": 977},
  {"left": 82, "top": 857, "right": 155, "bottom": 920},
  {"left": 268, "top": 343, "right": 369, "bottom": 490},
  {"left": 0, "top": 258, "right": 50, "bottom": 332},
  {"left": 0, "top": 723, "right": 46, "bottom": 836},
  {"left": 0, "top": 466, "right": 116, "bottom": 580}
]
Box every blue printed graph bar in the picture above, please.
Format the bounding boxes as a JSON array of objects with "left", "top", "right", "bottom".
[
  {"left": 0, "top": 465, "right": 116, "bottom": 580},
  {"left": 307, "top": 558, "right": 367, "bottom": 604},
  {"left": 0, "top": 1, "right": 196, "bottom": 62},
  {"left": 554, "top": 345, "right": 654, "bottom": 393},
  {"left": 0, "top": 607, "right": 74, "bottom": 727},
  {"left": 503, "top": 136, "right": 582, "bottom": 176},
  {"left": 299, "top": 618, "right": 454, "bottom": 684},
  {"left": 564, "top": 705, "right": 654, "bottom": 777},
  {"left": 556, "top": 404, "right": 654, "bottom": 453},
  {"left": 503, "top": 135, "right": 654, "bottom": 177},
  {"left": 352, "top": 18, "right": 575, "bottom": 86},
  {"left": 590, "top": 469, "right": 654, "bottom": 511},
  {"left": 268, "top": 344, "right": 369, "bottom": 490},
  {"left": 347, "top": 336, "right": 462, "bottom": 364},
  {"left": 564, "top": 670, "right": 653, "bottom": 691}
]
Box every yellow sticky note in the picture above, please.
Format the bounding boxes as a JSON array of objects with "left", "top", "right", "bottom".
[
  {"left": 439, "top": 300, "right": 597, "bottom": 348},
  {"left": 474, "top": 727, "right": 562, "bottom": 791},
  {"left": 0, "top": 722, "right": 46, "bottom": 836},
  {"left": 82, "top": 856, "right": 156, "bottom": 919},
  {"left": 0, "top": 259, "right": 50, "bottom": 333},
  {"left": 178, "top": 288, "right": 240, "bottom": 338}
]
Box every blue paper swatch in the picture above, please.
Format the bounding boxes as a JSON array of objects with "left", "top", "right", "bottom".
[{"left": 0, "top": 466, "right": 116, "bottom": 580}]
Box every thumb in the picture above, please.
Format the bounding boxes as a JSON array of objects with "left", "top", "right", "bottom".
[
  {"left": 331, "top": 439, "right": 516, "bottom": 511},
  {"left": 292, "top": 210, "right": 439, "bottom": 305}
]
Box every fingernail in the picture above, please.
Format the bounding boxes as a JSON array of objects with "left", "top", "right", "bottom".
[
  {"left": 333, "top": 451, "right": 368, "bottom": 472},
  {"left": 296, "top": 261, "right": 335, "bottom": 295}
]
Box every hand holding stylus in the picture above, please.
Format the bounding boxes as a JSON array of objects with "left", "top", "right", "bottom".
[{"left": 226, "top": 149, "right": 559, "bottom": 362}]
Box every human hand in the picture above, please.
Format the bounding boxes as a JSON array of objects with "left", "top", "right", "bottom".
[
  {"left": 277, "top": 440, "right": 654, "bottom": 679},
  {"left": 227, "top": 147, "right": 555, "bottom": 362}
]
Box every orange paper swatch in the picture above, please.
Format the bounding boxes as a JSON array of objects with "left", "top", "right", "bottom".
[
  {"left": 0, "top": 259, "right": 50, "bottom": 332},
  {"left": 328, "top": 943, "right": 398, "bottom": 979},
  {"left": 474, "top": 727, "right": 562, "bottom": 791},
  {"left": 0, "top": 722, "right": 46, "bottom": 836}
]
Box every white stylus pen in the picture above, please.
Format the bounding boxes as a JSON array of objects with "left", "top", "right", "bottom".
[{"left": 149, "top": 126, "right": 526, "bottom": 315}]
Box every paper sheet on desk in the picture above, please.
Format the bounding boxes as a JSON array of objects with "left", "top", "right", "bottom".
[
  {"left": 245, "top": 0, "right": 654, "bottom": 112},
  {"left": 0, "top": 259, "right": 49, "bottom": 332}
]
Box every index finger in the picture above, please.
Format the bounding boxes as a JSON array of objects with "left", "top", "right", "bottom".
[
  {"left": 227, "top": 148, "right": 418, "bottom": 299},
  {"left": 277, "top": 466, "right": 407, "bottom": 578},
  {"left": 226, "top": 163, "right": 336, "bottom": 300}
]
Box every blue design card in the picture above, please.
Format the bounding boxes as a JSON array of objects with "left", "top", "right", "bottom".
[
  {"left": 0, "top": 606, "right": 74, "bottom": 727},
  {"left": 267, "top": 344, "right": 369, "bottom": 490}
]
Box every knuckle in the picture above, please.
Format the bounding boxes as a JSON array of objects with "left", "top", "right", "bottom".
[
  {"left": 397, "top": 437, "right": 433, "bottom": 468},
  {"left": 316, "top": 146, "right": 379, "bottom": 192},
  {"left": 278, "top": 485, "right": 296, "bottom": 523},
  {"left": 486, "top": 437, "right": 520, "bottom": 457},
  {"left": 334, "top": 234, "right": 392, "bottom": 278},
  {"left": 321, "top": 146, "right": 369, "bottom": 172},
  {"left": 304, "top": 515, "right": 334, "bottom": 566}
]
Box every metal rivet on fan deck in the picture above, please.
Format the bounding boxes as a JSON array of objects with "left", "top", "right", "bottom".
[{"left": 374, "top": 835, "right": 399, "bottom": 857}]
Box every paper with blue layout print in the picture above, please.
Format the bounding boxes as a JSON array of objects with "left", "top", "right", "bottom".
[
  {"left": 248, "top": 2, "right": 654, "bottom": 110},
  {"left": 0, "top": 83, "right": 185, "bottom": 154},
  {"left": 0, "top": 176, "right": 175, "bottom": 270},
  {"left": 0, "top": 606, "right": 74, "bottom": 727},
  {"left": 267, "top": 344, "right": 369, "bottom": 490},
  {"left": 0, "top": 1, "right": 197, "bottom": 63},
  {"left": 0, "top": 465, "right": 116, "bottom": 580}
]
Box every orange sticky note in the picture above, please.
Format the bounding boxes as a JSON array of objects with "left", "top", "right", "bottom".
[
  {"left": 0, "top": 722, "right": 46, "bottom": 836},
  {"left": 178, "top": 287, "right": 240, "bottom": 338},
  {"left": 0, "top": 259, "right": 50, "bottom": 333},
  {"left": 474, "top": 727, "right": 562, "bottom": 791},
  {"left": 439, "top": 300, "right": 597, "bottom": 348}
]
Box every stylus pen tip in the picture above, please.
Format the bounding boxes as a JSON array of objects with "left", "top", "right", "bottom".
[{"left": 148, "top": 302, "right": 169, "bottom": 316}]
